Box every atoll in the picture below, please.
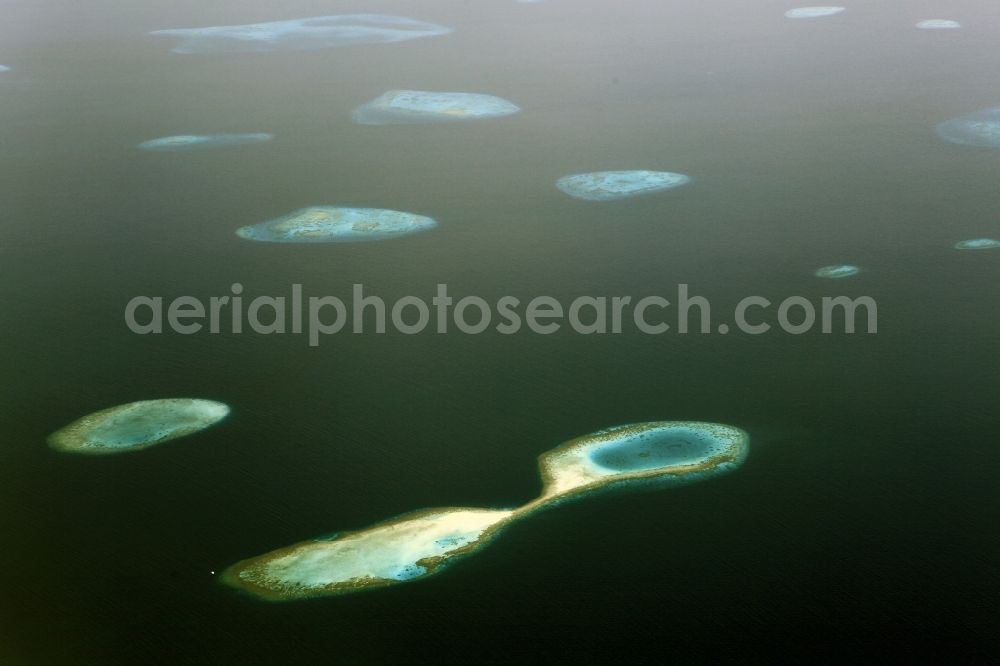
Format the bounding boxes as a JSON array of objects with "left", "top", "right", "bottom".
[
  {"left": 151, "top": 15, "right": 452, "bottom": 54},
  {"left": 222, "top": 421, "right": 748, "bottom": 600},
  {"left": 137, "top": 134, "right": 273, "bottom": 152},
  {"left": 555, "top": 171, "right": 691, "bottom": 201},
  {"left": 48, "top": 399, "right": 230, "bottom": 455},
  {"left": 352, "top": 90, "right": 520, "bottom": 125},
  {"left": 236, "top": 207, "right": 438, "bottom": 243},
  {"left": 528, "top": 422, "right": 749, "bottom": 507}
]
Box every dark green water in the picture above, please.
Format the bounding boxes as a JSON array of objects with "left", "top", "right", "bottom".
[{"left": 2, "top": 0, "right": 999, "bottom": 662}]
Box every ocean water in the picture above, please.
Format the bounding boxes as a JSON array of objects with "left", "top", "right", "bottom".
[{"left": 2, "top": 0, "right": 999, "bottom": 662}]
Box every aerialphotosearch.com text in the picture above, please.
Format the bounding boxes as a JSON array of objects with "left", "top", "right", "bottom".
[{"left": 124, "top": 283, "right": 878, "bottom": 346}]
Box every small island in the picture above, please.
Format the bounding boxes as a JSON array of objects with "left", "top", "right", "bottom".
[
  {"left": 815, "top": 264, "right": 861, "bottom": 279},
  {"left": 937, "top": 107, "right": 1000, "bottom": 148},
  {"left": 353, "top": 90, "right": 520, "bottom": 125},
  {"left": 151, "top": 15, "right": 452, "bottom": 54},
  {"left": 223, "top": 508, "right": 518, "bottom": 601},
  {"left": 48, "top": 399, "right": 230, "bottom": 455},
  {"left": 138, "top": 134, "right": 273, "bottom": 152},
  {"left": 784, "top": 7, "right": 846, "bottom": 19},
  {"left": 556, "top": 171, "right": 691, "bottom": 201},
  {"left": 916, "top": 20, "right": 961, "bottom": 30},
  {"left": 954, "top": 238, "right": 1000, "bottom": 250},
  {"left": 236, "top": 207, "right": 438, "bottom": 243},
  {"left": 222, "top": 421, "right": 749, "bottom": 600}
]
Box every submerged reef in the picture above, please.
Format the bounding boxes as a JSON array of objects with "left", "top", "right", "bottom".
[
  {"left": 151, "top": 15, "right": 452, "bottom": 54},
  {"left": 48, "top": 399, "right": 229, "bottom": 455},
  {"left": 222, "top": 421, "right": 748, "bottom": 600},
  {"left": 556, "top": 171, "right": 691, "bottom": 201},
  {"left": 137, "top": 134, "right": 273, "bottom": 152},
  {"left": 916, "top": 20, "right": 961, "bottom": 30},
  {"left": 236, "top": 207, "right": 437, "bottom": 243},
  {"left": 0, "top": 66, "right": 10, "bottom": 72},
  {"left": 937, "top": 107, "right": 1000, "bottom": 148},
  {"left": 352, "top": 90, "right": 520, "bottom": 125},
  {"left": 815, "top": 264, "right": 860, "bottom": 279},
  {"left": 784, "top": 7, "right": 845, "bottom": 19},
  {"left": 954, "top": 238, "right": 1000, "bottom": 250}
]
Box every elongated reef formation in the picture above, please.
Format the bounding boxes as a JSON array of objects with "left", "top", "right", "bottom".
[
  {"left": 937, "top": 107, "right": 1000, "bottom": 148},
  {"left": 236, "top": 207, "right": 438, "bottom": 243},
  {"left": 151, "top": 15, "right": 451, "bottom": 54},
  {"left": 784, "top": 7, "right": 845, "bottom": 19},
  {"left": 352, "top": 90, "right": 520, "bottom": 125},
  {"left": 138, "top": 134, "right": 273, "bottom": 151},
  {"left": 954, "top": 238, "right": 1000, "bottom": 250},
  {"left": 222, "top": 421, "right": 748, "bottom": 599},
  {"left": 815, "top": 264, "right": 860, "bottom": 279},
  {"left": 48, "top": 399, "right": 230, "bottom": 455},
  {"left": 556, "top": 171, "right": 691, "bottom": 201}
]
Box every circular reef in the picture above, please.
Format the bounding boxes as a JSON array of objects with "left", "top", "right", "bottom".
[{"left": 532, "top": 421, "right": 749, "bottom": 506}]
